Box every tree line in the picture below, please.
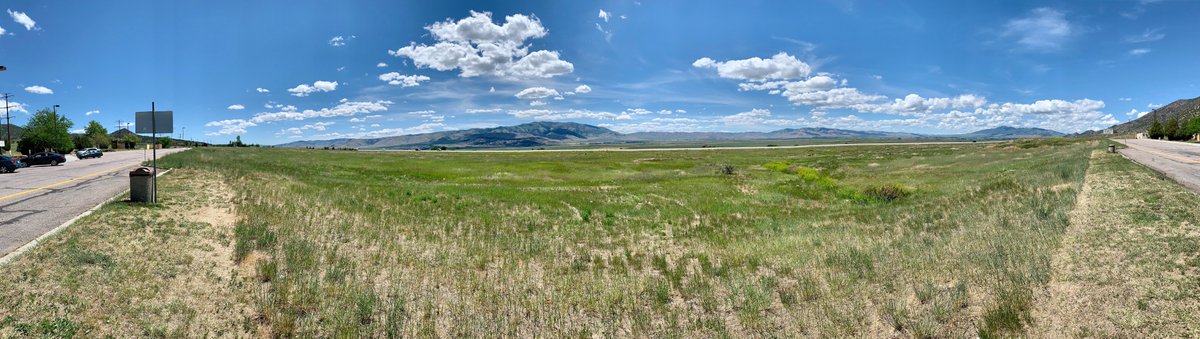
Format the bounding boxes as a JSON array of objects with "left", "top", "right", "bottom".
[
  {"left": 8, "top": 107, "right": 172, "bottom": 154},
  {"left": 1147, "top": 115, "right": 1200, "bottom": 141}
]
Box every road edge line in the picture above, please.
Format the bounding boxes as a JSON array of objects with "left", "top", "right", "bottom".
[{"left": 0, "top": 168, "right": 173, "bottom": 266}]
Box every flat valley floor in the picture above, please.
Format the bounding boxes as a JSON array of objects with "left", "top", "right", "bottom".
[{"left": 1, "top": 139, "right": 1197, "bottom": 337}]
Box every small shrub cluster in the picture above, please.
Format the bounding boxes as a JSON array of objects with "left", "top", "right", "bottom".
[
  {"left": 766, "top": 161, "right": 910, "bottom": 203},
  {"left": 718, "top": 164, "right": 736, "bottom": 175},
  {"left": 863, "top": 183, "right": 911, "bottom": 202}
]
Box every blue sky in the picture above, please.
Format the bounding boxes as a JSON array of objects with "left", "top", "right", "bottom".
[{"left": 1, "top": 0, "right": 1197, "bottom": 144}]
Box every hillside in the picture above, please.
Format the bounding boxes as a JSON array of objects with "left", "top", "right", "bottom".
[
  {"left": 1109, "top": 96, "right": 1200, "bottom": 134},
  {"left": 281, "top": 122, "right": 619, "bottom": 149},
  {"left": 620, "top": 128, "right": 923, "bottom": 142},
  {"left": 278, "top": 121, "right": 1056, "bottom": 149},
  {"left": 0, "top": 124, "right": 24, "bottom": 140},
  {"left": 957, "top": 126, "right": 1064, "bottom": 139}
]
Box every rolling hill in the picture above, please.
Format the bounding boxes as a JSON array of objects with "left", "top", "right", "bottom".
[
  {"left": 280, "top": 121, "right": 618, "bottom": 149},
  {"left": 956, "top": 126, "right": 1064, "bottom": 139},
  {"left": 277, "top": 121, "right": 1059, "bottom": 149},
  {"left": 0, "top": 124, "right": 24, "bottom": 141}
]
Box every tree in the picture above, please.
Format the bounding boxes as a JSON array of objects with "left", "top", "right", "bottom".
[
  {"left": 1148, "top": 115, "right": 1164, "bottom": 139},
  {"left": 1164, "top": 118, "right": 1180, "bottom": 141},
  {"left": 84, "top": 120, "right": 110, "bottom": 149},
  {"left": 1184, "top": 116, "right": 1200, "bottom": 140},
  {"left": 73, "top": 134, "right": 92, "bottom": 150},
  {"left": 123, "top": 133, "right": 139, "bottom": 149},
  {"left": 158, "top": 137, "right": 172, "bottom": 148},
  {"left": 20, "top": 108, "right": 74, "bottom": 154}
]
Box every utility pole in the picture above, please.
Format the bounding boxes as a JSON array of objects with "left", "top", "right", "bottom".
[{"left": 2, "top": 93, "right": 12, "bottom": 155}]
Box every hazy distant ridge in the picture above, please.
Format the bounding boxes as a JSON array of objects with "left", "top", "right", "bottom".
[{"left": 277, "top": 121, "right": 1062, "bottom": 149}]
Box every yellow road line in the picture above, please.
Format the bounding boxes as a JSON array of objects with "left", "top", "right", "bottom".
[
  {"left": 1125, "top": 144, "right": 1200, "bottom": 164},
  {"left": 0, "top": 163, "right": 140, "bottom": 202}
]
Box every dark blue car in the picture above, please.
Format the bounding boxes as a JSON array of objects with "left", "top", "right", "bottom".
[
  {"left": 0, "top": 155, "right": 19, "bottom": 173},
  {"left": 25, "top": 152, "right": 66, "bottom": 167}
]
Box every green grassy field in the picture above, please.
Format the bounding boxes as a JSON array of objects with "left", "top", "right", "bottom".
[
  {"left": 150, "top": 140, "right": 1092, "bottom": 337},
  {"left": 7, "top": 139, "right": 1196, "bottom": 337}
]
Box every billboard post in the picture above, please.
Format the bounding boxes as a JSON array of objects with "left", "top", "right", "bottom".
[{"left": 135, "top": 104, "right": 173, "bottom": 204}]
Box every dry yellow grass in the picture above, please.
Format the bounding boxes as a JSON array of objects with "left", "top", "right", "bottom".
[
  {"left": 2, "top": 141, "right": 1198, "bottom": 337},
  {"left": 0, "top": 169, "right": 257, "bottom": 337},
  {"left": 1031, "top": 150, "right": 1200, "bottom": 337}
]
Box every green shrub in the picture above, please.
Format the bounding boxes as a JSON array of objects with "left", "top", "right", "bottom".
[
  {"left": 863, "top": 183, "right": 910, "bottom": 202},
  {"left": 718, "top": 164, "right": 736, "bottom": 175}
]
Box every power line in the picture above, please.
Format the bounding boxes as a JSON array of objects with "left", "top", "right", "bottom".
[{"left": 2, "top": 93, "right": 13, "bottom": 155}]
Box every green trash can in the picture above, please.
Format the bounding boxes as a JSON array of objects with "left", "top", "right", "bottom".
[{"left": 129, "top": 167, "right": 155, "bottom": 203}]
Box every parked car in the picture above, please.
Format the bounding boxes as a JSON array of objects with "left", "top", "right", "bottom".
[
  {"left": 25, "top": 152, "right": 67, "bottom": 166},
  {"left": 0, "top": 155, "right": 19, "bottom": 173},
  {"left": 76, "top": 148, "right": 103, "bottom": 159}
]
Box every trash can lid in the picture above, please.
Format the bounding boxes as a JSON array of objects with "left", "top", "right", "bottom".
[{"left": 130, "top": 167, "right": 154, "bottom": 176}]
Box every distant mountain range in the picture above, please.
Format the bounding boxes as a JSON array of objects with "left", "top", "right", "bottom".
[
  {"left": 1105, "top": 96, "right": 1200, "bottom": 134},
  {"left": 277, "top": 121, "right": 1063, "bottom": 149},
  {"left": 957, "top": 126, "right": 1064, "bottom": 139}
]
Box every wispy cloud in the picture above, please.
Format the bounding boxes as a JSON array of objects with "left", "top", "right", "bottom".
[
  {"left": 1124, "top": 28, "right": 1165, "bottom": 43},
  {"left": 999, "top": 8, "right": 1076, "bottom": 52}
]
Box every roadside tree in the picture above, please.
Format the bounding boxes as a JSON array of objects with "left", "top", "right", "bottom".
[
  {"left": 1164, "top": 118, "right": 1180, "bottom": 141},
  {"left": 85, "top": 120, "right": 111, "bottom": 148},
  {"left": 123, "top": 133, "right": 139, "bottom": 149},
  {"left": 1148, "top": 117, "right": 1164, "bottom": 139},
  {"left": 21, "top": 108, "right": 74, "bottom": 154}
]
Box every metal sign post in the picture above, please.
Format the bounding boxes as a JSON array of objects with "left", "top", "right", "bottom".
[{"left": 135, "top": 104, "right": 173, "bottom": 204}]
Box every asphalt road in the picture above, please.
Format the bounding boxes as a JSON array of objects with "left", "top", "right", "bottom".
[
  {"left": 0, "top": 148, "right": 186, "bottom": 259},
  {"left": 1116, "top": 139, "right": 1200, "bottom": 193}
]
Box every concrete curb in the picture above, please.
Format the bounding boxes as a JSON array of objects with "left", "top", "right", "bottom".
[{"left": 0, "top": 168, "right": 173, "bottom": 266}]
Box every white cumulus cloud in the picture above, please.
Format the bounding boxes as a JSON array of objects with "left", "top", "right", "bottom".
[
  {"left": 389, "top": 11, "right": 574, "bottom": 78},
  {"left": 287, "top": 80, "right": 338, "bottom": 97},
  {"left": 205, "top": 100, "right": 392, "bottom": 135},
  {"left": 574, "top": 84, "right": 592, "bottom": 94},
  {"left": 255, "top": 87, "right": 270, "bottom": 93},
  {"left": 227, "top": 104, "right": 245, "bottom": 110},
  {"left": 85, "top": 110, "right": 100, "bottom": 116},
  {"left": 514, "top": 87, "right": 560, "bottom": 100},
  {"left": 7, "top": 9, "right": 35, "bottom": 30},
  {"left": 699, "top": 51, "right": 1117, "bottom": 133},
  {"left": 693, "top": 52, "right": 811, "bottom": 82},
  {"left": 378, "top": 72, "right": 431, "bottom": 87},
  {"left": 24, "top": 85, "right": 52, "bottom": 95},
  {"left": 598, "top": 9, "right": 611, "bottom": 22},
  {"left": 508, "top": 108, "right": 632, "bottom": 121}
]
